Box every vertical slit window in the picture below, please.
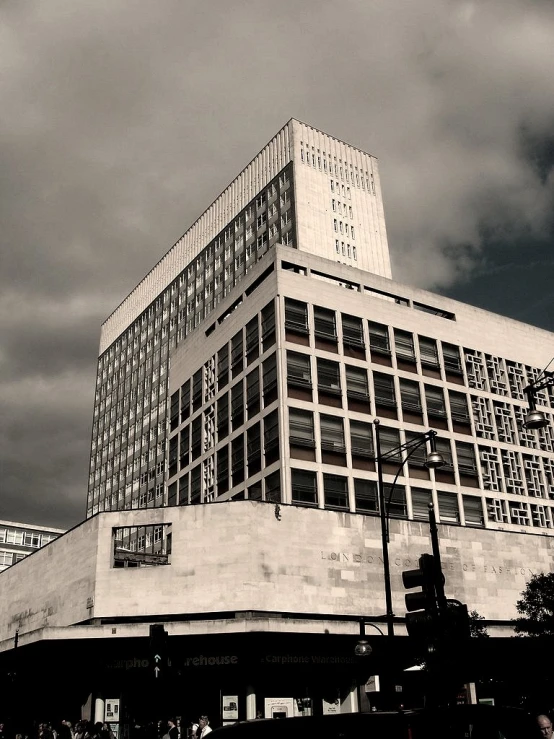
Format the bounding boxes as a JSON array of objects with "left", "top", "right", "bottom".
[
  {"left": 264, "top": 410, "right": 280, "bottom": 464},
  {"left": 246, "top": 368, "right": 260, "bottom": 418},
  {"left": 217, "top": 395, "right": 229, "bottom": 439},
  {"left": 170, "top": 392, "right": 179, "bottom": 431},
  {"left": 217, "top": 346, "right": 229, "bottom": 388},
  {"left": 262, "top": 353, "right": 278, "bottom": 406},
  {"left": 231, "top": 435, "right": 245, "bottom": 486},
  {"left": 216, "top": 446, "right": 228, "bottom": 495},
  {"left": 191, "top": 465, "right": 202, "bottom": 503},
  {"left": 231, "top": 381, "right": 244, "bottom": 429},
  {"left": 179, "top": 427, "right": 189, "bottom": 469},
  {"left": 169, "top": 436, "right": 178, "bottom": 478},
  {"left": 179, "top": 474, "right": 189, "bottom": 505},
  {"left": 180, "top": 380, "right": 191, "bottom": 422},
  {"left": 191, "top": 416, "right": 202, "bottom": 460},
  {"left": 192, "top": 369, "right": 203, "bottom": 412},
  {"left": 245, "top": 317, "right": 259, "bottom": 364},
  {"left": 247, "top": 422, "right": 261, "bottom": 475},
  {"left": 231, "top": 331, "right": 243, "bottom": 378},
  {"left": 261, "top": 300, "right": 276, "bottom": 348}
]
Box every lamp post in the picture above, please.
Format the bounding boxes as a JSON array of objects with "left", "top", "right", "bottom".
[
  {"left": 374, "top": 419, "right": 445, "bottom": 638},
  {"left": 522, "top": 367, "right": 554, "bottom": 430}
]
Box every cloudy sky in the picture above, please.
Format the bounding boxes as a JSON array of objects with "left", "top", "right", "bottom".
[{"left": 2, "top": 0, "right": 554, "bottom": 530}]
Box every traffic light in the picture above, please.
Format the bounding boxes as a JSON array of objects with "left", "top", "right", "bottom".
[
  {"left": 149, "top": 623, "right": 168, "bottom": 679},
  {"left": 402, "top": 554, "right": 443, "bottom": 640},
  {"left": 442, "top": 600, "right": 470, "bottom": 642}
]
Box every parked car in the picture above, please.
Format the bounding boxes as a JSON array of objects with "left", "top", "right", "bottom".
[{"left": 211, "top": 704, "right": 540, "bottom": 739}]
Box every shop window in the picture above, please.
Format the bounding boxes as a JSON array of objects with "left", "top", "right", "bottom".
[
  {"left": 354, "top": 479, "right": 378, "bottom": 514},
  {"left": 291, "top": 469, "right": 318, "bottom": 506},
  {"left": 324, "top": 474, "right": 349, "bottom": 510}
]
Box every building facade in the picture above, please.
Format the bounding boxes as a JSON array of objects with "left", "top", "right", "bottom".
[
  {"left": 89, "top": 119, "right": 390, "bottom": 517},
  {"left": 0, "top": 519, "right": 64, "bottom": 571}
]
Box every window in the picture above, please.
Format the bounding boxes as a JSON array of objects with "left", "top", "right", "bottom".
[
  {"left": 261, "top": 300, "right": 276, "bottom": 348},
  {"left": 191, "top": 464, "right": 202, "bottom": 503},
  {"left": 23, "top": 532, "right": 41, "bottom": 547},
  {"left": 291, "top": 469, "right": 318, "bottom": 506},
  {"left": 442, "top": 343, "right": 463, "bottom": 375},
  {"left": 179, "top": 474, "right": 189, "bottom": 505},
  {"left": 314, "top": 306, "right": 337, "bottom": 344},
  {"left": 289, "top": 408, "right": 315, "bottom": 448},
  {"left": 231, "top": 331, "right": 243, "bottom": 377},
  {"left": 170, "top": 391, "right": 179, "bottom": 431},
  {"left": 323, "top": 474, "right": 349, "bottom": 509},
  {"left": 320, "top": 414, "right": 346, "bottom": 454},
  {"left": 216, "top": 446, "right": 228, "bottom": 495},
  {"left": 463, "top": 495, "right": 484, "bottom": 526},
  {"left": 192, "top": 369, "right": 203, "bottom": 412},
  {"left": 287, "top": 352, "right": 312, "bottom": 390},
  {"left": 245, "top": 317, "right": 259, "bottom": 363},
  {"left": 169, "top": 435, "right": 178, "bottom": 477},
  {"left": 419, "top": 336, "right": 439, "bottom": 368},
  {"left": 395, "top": 329, "right": 416, "bottom": 363},
  {"left": 284, "top": 299, "right": 309, "bottom": 335},
  {"left": 425, "top": 385, "right": 447, "bottom": 419},
  {"left": 456, "top": 441, "right": 477, "bottom": 475},
  {"left": 379, "top": 427, "right": 402, "bottom": 463},
  {"left": 345, "top": 365, "right": 370, "bottom": 411},
  {"left": 191, "top": 416, "right": 202, "bottom": 460},
  {"left": 438, "top": 491, "right": 460, "bottom": 523},
  {"left": 232, "top": 435, "right": 245, "bottom": 486},
  {"left": 385, "top": 484, "right": 407, "bottom": 518},
  {"left": 247, "top": 422, "right": 261, "bottom": 475},
  {"left": 435, "top": 438, "right": 454, "bottom": 469},
  {"left": 264, "top": 410, "right": 279, "bottom": 464},
  {"left": 373, "top": 373, "right": 396, "bottom": 409},
  {"left": 354, "top": 479, "right": 378, "bottom": 513},
  {"left": 368, "top": 322, "right": 390, "bottom": 357},
  {"left": 262, "top": 353, "right": 278, "bottom": 406},
  {"left": 317, "top": 358, "right": 341, "bottom": 399},
  {"left": 411, "top": 488, "right": 432, "bottom": 519},
  {"left": 217, "top": 395, "right": 229, "bottom": 439},
  {"left": 179, "top": 427, "right": 189, "bottom": 469},
  {"left": 342, "top": 314, "right": 364, "bottom": 349},
  {"left": 246, "top": 368, "right": 260, "bottom": 418},
  {"left": 265, "top": 470, "right": 281, "bottom": 502},
  {"left": 231, "top": 382, "right": 244, "bottom": 429},
  {"left": 449, "top": 391, "right": 470, "bottom": 423},
  {"left": 350, "top": 421, "right": 374, "bottom": 459},
  {"left": 400, "top": 379, "right": 422, "bottom": 414}
]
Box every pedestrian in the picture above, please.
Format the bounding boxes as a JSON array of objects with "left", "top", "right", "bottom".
[
  {"left": 190, "top": 718, "right": 211, "bottom": 739},
  {"left": 166, "top": 720, "right": 178, "bottom": 739},
  {"left": 537, "top": 715, "right": 553, "bottom": 739}
]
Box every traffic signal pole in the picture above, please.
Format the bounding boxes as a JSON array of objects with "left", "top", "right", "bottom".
[{"left": 428, "top": 503, "right": 447, "bottom": 618}]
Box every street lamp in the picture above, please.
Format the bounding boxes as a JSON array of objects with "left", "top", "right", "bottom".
[
  {"left": 374, "top": 419, "right": 445, "bottom": 638},
  {"left": 523, "top": 367, "right": 554, "bottom": 430},
  {"left": 355, "top": 619, "right": 385, "bottom": 656}
]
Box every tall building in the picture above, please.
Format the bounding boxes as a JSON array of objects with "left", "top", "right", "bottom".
[
  {"left": 89, "top": 119, "right": 391, "bottom": 517},
  {"left": 0, "top": 519, "right": 64, "bottom": 571}
]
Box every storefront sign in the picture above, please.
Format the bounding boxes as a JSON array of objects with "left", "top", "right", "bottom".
[
  {"left": 222, "top": 696, "right": 238, "bottom": 721},
  {"left": 106, "top": 699, "right": 120, "bottom": 721}
]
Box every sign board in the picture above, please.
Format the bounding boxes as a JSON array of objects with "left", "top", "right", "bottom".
[
  {"left": 222, "top": 696, "right": 239, "bottom": 721},
  {"left": 322, "top": 694, "right": 341, "bottom": 715},
  {"left": 106, "top": 699, "right": 120, "bottom": 721},
  {"left": 264, "top": 698, "right": 294, "bottom": 719}
]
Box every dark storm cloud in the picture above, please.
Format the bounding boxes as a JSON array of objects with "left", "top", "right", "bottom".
[{"left": 2, "top": 0, "right": 554, "bottom": 528}]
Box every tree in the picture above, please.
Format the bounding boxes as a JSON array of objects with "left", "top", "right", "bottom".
[
  {"left": 513, "top": 572, "right": 554, "bottom": 637},
  {"left": 468, "top": 609, "right": 489, "bottom": 638}
]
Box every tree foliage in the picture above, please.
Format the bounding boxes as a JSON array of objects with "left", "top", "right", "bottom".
[
  {"left": 469, "top": 609, "right": 489, "bottom": 638},
  {"left": 513, "top": 572, "right": 554, "bottom": 637}
]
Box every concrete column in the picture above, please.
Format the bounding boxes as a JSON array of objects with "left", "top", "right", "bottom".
[
  {"left": 466, "top": 682, "right": 478, "bottom": 705},
  {"left": 341, "top": 681, "right": 359, "bottom": 714},
  {"left": 245, "top": 686, "right": 256, "bottom": 720},
  {"left": 94, "top": 697, "right": 105, "bottom": 724}
]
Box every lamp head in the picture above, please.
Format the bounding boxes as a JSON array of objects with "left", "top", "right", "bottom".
[
  {"left": 354, "top": 640, "right": 372, "bottom": 657},
  {"left": 523, "top": 409, "right": 549, "bottom": 430}
]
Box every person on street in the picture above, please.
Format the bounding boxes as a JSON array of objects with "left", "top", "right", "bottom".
[
  {"left": 191, "top": 718, "right": 211, "bottom": 739},
  {"left": 537, "top": 715, "right": 553, "bottom": 739}
]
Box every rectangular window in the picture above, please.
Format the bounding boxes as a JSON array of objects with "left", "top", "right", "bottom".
[
  {"left": 217, "top": 395, "right": 229, "bottom": 439},
  {"left": 246, "top": 368, "right": 260, "bottom": 418},
  {"left": 395, "top": 329, "right": 416, "bottom": 363},
  {"left": 232, "top": 434, "right": 245, "bottom": 486},
  {"left": 368, "top": 322, "right": 390, "bottom": 356},
  {"left": 425, "top": 385, "right": 447, "bottom": 419},
  {"left": 442, "top": 343, "right": 463, "bottom": 375},
  {"left": 350, "top": 420, "right": 374, "bottom": 459},
  {"left": 169, "top": 435, "right": 178, "bottom": 477},
  {"left": 317, "top": 358, "right": 341, "bottom": 396},
  {"left": 354, "top": 479, "right": 378, "bottom": 513},
  {"left": 438, "top": 491, "right": 460, "bottom": 523},
  {"left": 385, "top": 484, "right": 407, "bottom": 518},
  {"left": 291, "top": 469, "right": 318, "bottom": 506},
  {"left": 179, "top": 474, "right": 189, "bottom": 505},
  {"left": 373, "top": 373, "right": 396, "bottom": 409},
  {"left": 379, "top": 427, "right": 402, "bottom": 463},
  {"left": 245, "top": 317, "right": 259, "bottom": 364},
  {"left": 265, "top": 470, "right": 281, "bottom": 503},
  {"left": 456, "top": 441, "right": 477, "bottom": 475},
  {"left": 217, "top": 346, "right": 229, "bottom": 388},
  {"left": 216, "top": 446, "right": 228, "bottom": 495},
  {"left": 231, "top": 381, "right": 244, "bottom": 429},
  {"left": 247, "top": 422, "right": 261, "bottom": 475},
  {"left": 323, "top": 474, "right": 349, "bottom": 509},
  {"left": 192, "top": 369, "right": 203, "bottom": 412},
  {"left": 320, "top": 414, "right": 346, "bottom": 453},
  {"left": 287, "top": 351, "right": 312, "bottom": 390},
  {"left": 404, "top": 431, "right": 428, "bottom": 467},
  {"left": 400, "top": 379, "right": 422, "bottom": 414},
  {"left": 284, "top": 298, "right": 309, "bottom": 335},
  {"left": 179, "top": 427, "right": 189, "bottom": 469},
  {"left": 289, "top": 408, "right": 315, "bottom": 448},
  {"left": 411, "top": 488, "right": 432, "bottom": 519},
  {"left": 262, "top": 353, "right": 278, "bottom": 406},
  {"left": 191, "top": 464, "right": 202, "bottom": 503},
  {"left": 463, "top": 495, "right": 484, "bottom": 526},
  {"left": 419, "top": 336, "right": 439, "bottom": 368},
  {"left": 231, "top": 331, "right": 243, "bottom": 378},
  {"left": 435, "top": 438, "right": 454, "bottom": 469},
  {"left": 449, "top": 391, "right": 470, "bottom": 422},
  {"left": 191, "top": 416, "right": 202, "bottom": 460},
  {"left": 314, "top": 306, "right": 337, "bottom": 344},
  {"left": 261, "top": 300, "right": 276, "bottom": 349},
  {"left": 170, "top": 391, "right": 179, "bottom": 431},
  {"left": 345, "top": 365, "right": 369, "bottom": 405},
  {"left": 264, "top": 410, "right": 279, "bottom": 464},
  {"left": 342, "top": 313, "right": 365, "bottom": 349}
]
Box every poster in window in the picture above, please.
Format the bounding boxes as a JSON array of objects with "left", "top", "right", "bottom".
[{"left": 222, "top": 696, "right": 239, "bottom": 721}]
